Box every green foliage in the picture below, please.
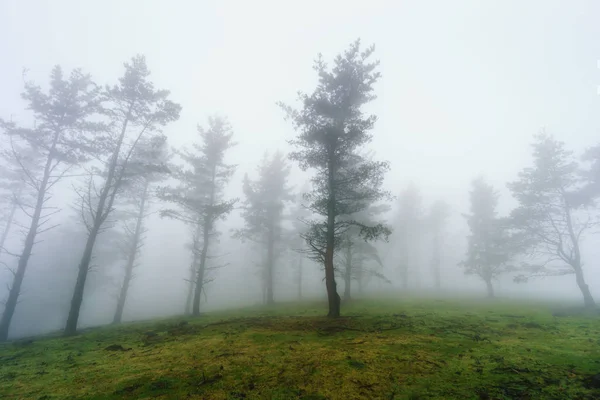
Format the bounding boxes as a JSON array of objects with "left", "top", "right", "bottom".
[
  {"left": 461, "top": 178, "right": 519, "bottom": 291},
  {"left": 1, "top": 298, "right": 598, "bottom": 399}
]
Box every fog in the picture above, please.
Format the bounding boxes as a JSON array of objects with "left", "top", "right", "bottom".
[{"left": 1, "top": 0, "right": 600, "bottom": 339}]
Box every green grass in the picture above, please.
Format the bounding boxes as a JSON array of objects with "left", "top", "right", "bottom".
[{"left": 1, "top": 297, "right": 599, "bottom": 399}]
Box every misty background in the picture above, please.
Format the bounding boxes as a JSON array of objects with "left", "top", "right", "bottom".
[{"left": 1, "top": 0, "right": 600, "bottom": 339}]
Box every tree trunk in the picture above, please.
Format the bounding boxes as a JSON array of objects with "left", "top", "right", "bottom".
[
  {"left": 185, "top": 263, "right": 195, "bottom": 315},
  {"left": 192, "top": 222, "right": 209, "bottom": 316},
  {"left": 65, "top": 104, "right": 133, "bottom": 336},
  {"left": 65, "top": 226, "right": 100, "bottom": 335},
  {"left": 113, "top": 179, "right": 149, "bottom": 324},
  {"left": 485, "top": 279, "right": 494, "bottom": 298},
  {"left": 343, "top": 244, "right": 352, "bottom": 302},
  {"left": 0, "top": 134, "right": 58, "bottom": 341},
  {"left": 325, "top": 171, "right": 340, "bottom": 317},
  {"left": 574, "top": 264, "right": 595, "bottom": 308},
  {"left": 297, "top": 257, "right": 303, "bottom": 301}
]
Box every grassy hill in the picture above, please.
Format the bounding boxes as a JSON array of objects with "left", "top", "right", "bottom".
[{"left": 0, "top": 297, "right": 599, "bottom": 399}]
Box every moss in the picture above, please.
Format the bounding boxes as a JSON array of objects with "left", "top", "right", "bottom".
[{"left": 0, "top": 298, "right": 599, "bottom": 399}]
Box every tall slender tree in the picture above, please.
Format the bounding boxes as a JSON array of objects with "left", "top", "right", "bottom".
[
  {"left": 461, "top": 177, "right": 517, "bottom": 298},
  {"left": 237, "top": 151, "right": 292, "bottom": 304},
  {"left": 0, "top": 66, "right": 101, "bottom": 341},
  {"left": 112, "top": 135, "right": 170, "bottom": 324},
  {"left": 65, "top": 55, "right": 180, "bottom": 335},
  {"left": 508, "top": 134, "right": 596, "bottom": 308},
  {"left": 159, "top": 116, "right": 237, "bottom": 316},
  {"left": 279, "top": 40, "right": 391, "bottom": 317}
]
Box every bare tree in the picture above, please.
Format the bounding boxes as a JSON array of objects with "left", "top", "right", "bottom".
[{"left": 0, "top": 66, "right": 101, "bottom": 341}]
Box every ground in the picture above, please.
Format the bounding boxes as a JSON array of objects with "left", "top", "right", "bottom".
[{"left": 0, "top": 297, "right": 599, "bottom": 399}]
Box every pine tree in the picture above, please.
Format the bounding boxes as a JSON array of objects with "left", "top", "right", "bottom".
[
  {"left": 112, "top": 135, "right": 170, "bottom": 323},
  {"left": 0, "top": 66, "right": 101, "bottom": 341},
  {"left": 65, "top": 55, "right": 180, "bottom": 336},
  {"left": 461, "top": 177, "right": 516, "bottom": 298},
  {"left": 279, "top": 40, "right": 391, "bottom": 317},
  {"left": 159, "top": 116, "right": 237, "bottom": 316},
  {"left": 508, "top": 134, "right": 596, "bottom": 307},
  {"left": 237, "top": 151, "right": 292, "bottom": 304}
]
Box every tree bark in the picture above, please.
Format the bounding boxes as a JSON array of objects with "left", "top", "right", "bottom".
[
  {"left": 192, "top": 163, "right": 217, "bottom": 316},
  {"left": 485, "top": 279, "right": 494, "bottom": 298},
  {"left": 192, "top": 221, "right": 209, "bottom": 316},
  {"left": 65, "top": 104, "right": 133, "bottom": 336},
  {"left": 0, "top": 132, "right": 59, "bottom": 341},
  {"left": 574, "top": 264, "right": 595, "bottom": 308},
  {"left": 343, "top": 244, "right": 352, "bottom": 302},
  {"left": 113, "top": 178, "right": 149, "bottom": 324},
  {"left": 325, "top": 155, "right": 340, "bottom": 317}
]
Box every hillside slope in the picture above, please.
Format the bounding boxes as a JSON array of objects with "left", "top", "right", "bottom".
[{"left": 1, "top": 298, "right": 599, "bottom": 399}]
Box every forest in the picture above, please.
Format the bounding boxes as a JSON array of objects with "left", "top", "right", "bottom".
[{"left": 1, "top": 1, "right": 600, "bottom": 399}]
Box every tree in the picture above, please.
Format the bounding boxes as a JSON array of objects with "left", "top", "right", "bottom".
[
  {"left": 112, "top": 135, "right": 170, "bottom": 324},
  {"left": 288, "top": 188, "right": 312, "bottom": 301},
  {"left": 0, "top": 66, "right": 101, "bottom": 341},
  {"left": 279, "top": 40, "right": 391, "bottom": 317},
  {"left": 64, "top": 55, "right": 180, "bottom": 336},
  {"left": 338, "top": 204, "right": 390, "bottom": 301},
  {"left": 461, "top": 177, "right": 517, "bottom": 298},
  {"left": 237, "top": 151, "right": 292, "bottom": 304},
  {"left": 426, "top": 200, "right": 450, "bottom": 290},
  {"left": 159, "top": 116, "right": 237, "bottom": 316},
  {"left": 0, "top": 143, "right": 37, "bottom": 259},
  {"left": 508, "top": 134, "right": 596, "bottom": 308},
  {"left": 393, "top": 183, "right": 423, "bottom": 289}
]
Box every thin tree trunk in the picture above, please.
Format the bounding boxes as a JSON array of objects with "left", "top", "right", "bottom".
[
  {"left": 185, "top": 223, "right": 202, "bottom": 315},
  {"left": 343, "top": 244, "right": 352, "bottom": 302},
  {"left": 65, "top": 104, "right": 133, "bottom": 336},
  {"left": 185, "top": 263, "right": 195, "bottom": 315},
  {"left": 192, "top": 163, "right": 217, "bottom": 316},
  {"left": 325, "top": 155, "right": 340, "bottom": 318},
  {"left": 297, "top": 257, "right": 303, "bottom": 301},
  {"left": 0, "top": 132, "right": 59, "bottom": 341},
  {"left": 485, "top": 279, "right": 494, "bottom": 298},
  {"left": 561, "top": 192, "right": 596, "bottom": 308},
  {"left": 574, "top": 264, "right": 595, "bottom": 308},
  {"left": 192, "top": 222, "right": 210, "bottom": 316},
  {"left": 113, "top": 179, "right": 149, "bottom": 324}
]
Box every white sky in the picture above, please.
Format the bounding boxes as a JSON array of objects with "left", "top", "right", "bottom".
[{"left": 2, "top": 0, "right": 600, "bottom": 321}]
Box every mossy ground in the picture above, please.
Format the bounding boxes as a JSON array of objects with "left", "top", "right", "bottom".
[{"left": 1, "top": 297, "right": 599, "bottom": 399}]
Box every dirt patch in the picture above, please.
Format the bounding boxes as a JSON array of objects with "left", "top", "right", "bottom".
[{"left": 104, "top": 344, "right": 132, "bottom": 351}]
